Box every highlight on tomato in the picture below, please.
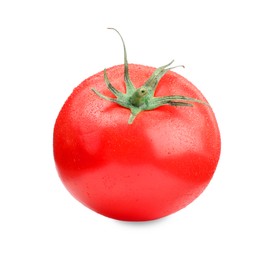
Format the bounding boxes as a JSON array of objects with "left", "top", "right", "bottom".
[{"left": 53, "top": 28, "right": 221, "bottom": 221}]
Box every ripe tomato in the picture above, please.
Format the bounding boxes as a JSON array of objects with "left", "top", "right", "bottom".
[{"left": 53, "top": 29, "right": 221, "bottom": 221}]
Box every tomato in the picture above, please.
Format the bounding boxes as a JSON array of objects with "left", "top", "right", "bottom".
[{"left": 53, "top": 28, "right": 221, "bottom": 221}]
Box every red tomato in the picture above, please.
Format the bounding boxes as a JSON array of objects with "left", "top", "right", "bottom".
[{"left": 53, "top": 29, "right": 221, "bottom": 221}]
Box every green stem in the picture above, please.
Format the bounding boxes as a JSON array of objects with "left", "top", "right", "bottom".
[
  {"left": 92, "top": 28, "right": 209, "bottom": 124},
  {"left": 129, "top": 87, "right": 148, "bottom": 107}
]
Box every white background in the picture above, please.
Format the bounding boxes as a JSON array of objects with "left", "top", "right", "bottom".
[{"left": 1, "top": 0, "right": 275, "bottom": 259}]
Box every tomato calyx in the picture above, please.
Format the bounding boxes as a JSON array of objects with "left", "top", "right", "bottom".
[{"left": 92, "top": 28, "right": 209, "bottom": 124}]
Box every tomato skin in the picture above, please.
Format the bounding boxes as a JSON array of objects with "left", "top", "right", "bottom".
[{"left": 53, "top": 64, "right": 221, "bottom": 221}]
